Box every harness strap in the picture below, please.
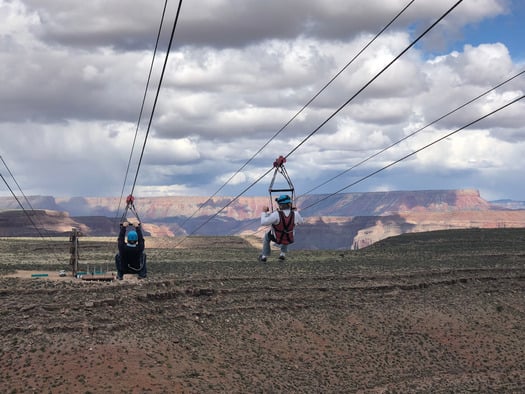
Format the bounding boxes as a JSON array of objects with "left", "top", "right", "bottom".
[
  {"left": 272, "top": 211, "right": 295, "bottom": 245},
  {"left": 127, "top": 253, "right": 146, "bottom": 272}
]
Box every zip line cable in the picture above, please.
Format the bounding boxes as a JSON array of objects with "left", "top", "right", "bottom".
[
  {"left": 0, "top": 156, "right": 64, "bottom": 262},
  {"left": 297, "top": 68, "right": 525, "bottom": 198},
  {"left": 241, "top": 93, "right": 525, "bottom": 238},
  {"left": 0, "top": 156, "right": 52, "bottom": 237},
  {"left": 115, "top": 0, "right": 169, "bottom": 223},
  {"left": 174, "top": 0, "right": 464, "bottom": 242},
  {"left": 299, "top": 94, "right": 525, "bottom": 213},
  {"left": 173, "top": 168, "right": 274, "bottom": 246},
  {"left": 284, "top": 0, "right": 464, "bottom": 160},
  {"left": 1, "top": 156, "right": 38, "bottom": 213},
  {"left": 0, "top": 172, "right": 46, "bottom": 240},
  {"left": 128, "top": 0, "right": 184, "bottom": 198},
  {"left": 229, "top": 69, "right": 525, "bottom": 236},
  {"left": 177, "top": 0, "right": 416, "bottom": 229}
]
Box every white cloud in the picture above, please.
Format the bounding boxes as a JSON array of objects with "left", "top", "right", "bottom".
[
  {"left": 134, "top": 184, "right": 202, "bottom": 197},
  {"left": 217, "top": 171, "right": 247, "bottom": 186},
  {"left": 143, "top": 137, "right": 200, "bottom": 164},
  {"left": 1, "top": 0, "right": 524, "bottom": 202}
]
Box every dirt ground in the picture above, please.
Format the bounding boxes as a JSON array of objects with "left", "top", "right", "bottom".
[{"left": 1, "top": 233, "right": 525, "bottom": 393}]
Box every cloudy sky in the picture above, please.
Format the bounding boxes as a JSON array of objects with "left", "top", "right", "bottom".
[{"left": 1, "top": 0, "right": 524, "bottom": 203}]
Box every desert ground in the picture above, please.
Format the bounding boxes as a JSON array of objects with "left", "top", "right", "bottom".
[{"left": 1, "top": 228, "right": 525, "bottom": 393}]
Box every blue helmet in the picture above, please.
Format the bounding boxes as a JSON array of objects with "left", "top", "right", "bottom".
[
  {"left": 127, "top": 230, "right": 138, "bottom": 243},
  {"left": 276, "top": 194, "right": 292, "bottom": 205}
]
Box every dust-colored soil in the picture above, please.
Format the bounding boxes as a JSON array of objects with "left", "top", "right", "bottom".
[{"left": 1, "top": 230, "right": 525, "bottom": 393}]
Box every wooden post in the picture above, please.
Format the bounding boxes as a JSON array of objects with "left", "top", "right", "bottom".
[{"left": 69, "top": 227, "right": 82, "bottom": 277}]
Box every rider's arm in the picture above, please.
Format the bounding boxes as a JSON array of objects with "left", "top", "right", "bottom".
[
  {"left": 294, "top": 210, "right": 304, "bottom": 225},
  {"left": 261, "top": 211, "right": 279, "bottom": 226},
  {"left": 136, "top": 225, "right": 145, "bottom": 252},
  {"left": 118, "top": 224, "right": 126, "bottom": 250}
]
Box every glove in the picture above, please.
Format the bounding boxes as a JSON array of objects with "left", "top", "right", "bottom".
[{"left": 122, "top": 221, "right": 129, "bottom": 227}]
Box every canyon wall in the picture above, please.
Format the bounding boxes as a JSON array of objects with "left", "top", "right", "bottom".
[{"left": 2, "top": 189, "right": 525, "bottom": 249}]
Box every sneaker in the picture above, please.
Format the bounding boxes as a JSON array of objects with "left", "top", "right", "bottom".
[
  {"left": 116, "top": 275, "right": 123, "bottom": 280},
  {"left": 258, "top": 255, "right": 267, "bottom": 263},
  {"left": 278, "top": 254, "right": 286, "bottom": 261}
]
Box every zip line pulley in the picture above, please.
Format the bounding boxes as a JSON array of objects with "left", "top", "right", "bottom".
[
  {"left": 268, "top": 155, "right": 295, "bottom": 212},
  {"left": 121, "top": 194, "right": 142, "bottom": 224}
]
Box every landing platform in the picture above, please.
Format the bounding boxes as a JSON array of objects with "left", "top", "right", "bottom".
[{"left": 80, "top": 274, "right": 115, "bottom": 281}]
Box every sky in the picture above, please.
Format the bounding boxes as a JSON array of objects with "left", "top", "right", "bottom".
[{"left": 1, "top": 0, "right": 524, "bottom": 203}]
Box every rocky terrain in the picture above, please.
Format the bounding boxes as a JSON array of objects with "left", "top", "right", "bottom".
[{"left": 1, "top": 228, "right": 525, "bottom": 393}]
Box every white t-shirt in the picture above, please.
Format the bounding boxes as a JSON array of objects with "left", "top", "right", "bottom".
[{"left": 261, "top": 209, "right": 304, "bottom": 226}]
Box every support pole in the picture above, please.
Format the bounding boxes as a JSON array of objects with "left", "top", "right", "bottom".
[{"left": 69, "top": 227, "right": 82, "bottom": 277}]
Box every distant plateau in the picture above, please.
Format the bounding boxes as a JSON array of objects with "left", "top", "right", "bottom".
[{"left": 1, "top": 189, "right": 525, "bottom": 249}]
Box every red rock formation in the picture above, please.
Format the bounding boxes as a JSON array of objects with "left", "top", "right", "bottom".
[
  {"left": 0, "top": 210, "right": 88, "bottom": 236},
  {"left": 352, "top": 210, "right": 525, "bottom": 249},
  {"left": 2, "top": 190, "right": 525, "bottom": 248}
]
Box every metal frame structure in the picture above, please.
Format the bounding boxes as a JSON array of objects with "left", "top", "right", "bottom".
[
  {"left": 268, "top": 156, "right": 295, "bottom": 211},
  {"left": 121, "top": 194, "right": 141, "bottom": 224}
]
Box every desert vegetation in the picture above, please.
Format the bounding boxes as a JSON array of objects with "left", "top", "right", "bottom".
[{"left": 1, "top": 228, "right": 525, "bottom": 392}]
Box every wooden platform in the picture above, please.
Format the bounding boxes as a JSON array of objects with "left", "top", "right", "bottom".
[{"left": 80, "top": 274, "right": 115, "bottom": 281}]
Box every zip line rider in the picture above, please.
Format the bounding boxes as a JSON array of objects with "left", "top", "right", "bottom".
[
  {"left": 115, "top": 221, "right": 147, "bottom": 279},
  {"left": 259, "top": 194, "right": 304, "bottom": 262}
]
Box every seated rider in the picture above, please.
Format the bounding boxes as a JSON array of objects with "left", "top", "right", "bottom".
[
  {"left": 115, "top": 221, "right": 147, "bottom": 279},
  {"left": 259, "top": 194, "right": 304, "bottom": 262}
]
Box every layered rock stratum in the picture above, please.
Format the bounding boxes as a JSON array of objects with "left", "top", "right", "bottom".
[{"left": 1, "top": 189, "right": 525, "bottom": 249}]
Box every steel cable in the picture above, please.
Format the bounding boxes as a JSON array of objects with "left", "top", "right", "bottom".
[
  {"left": 284, "top": 0, "right": 464, "bottom": 160},
  {"left": 299, "top": 95, "right": 525, "bottom": 213},
  {"left": 298, "top": 68, "right": 525, "bottom": 198},
  {"left": 242, "top": 93, "right": 525, "bottom": 238},
  {"left": 176, "top": 0, "right": 417, "bottom": 229},
  {"left": 175, "top": 0, "right": 464, "bottom": 240},
  {"left": 129, "top": 0, "right": 184, "bottom": 198},
  {"left": 115, "top": 0, "right": 170, "bottom": 223}
]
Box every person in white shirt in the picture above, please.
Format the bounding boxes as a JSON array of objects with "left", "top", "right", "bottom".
[{"left": 259, "top": 194, "right": 304, "bottom": 262}]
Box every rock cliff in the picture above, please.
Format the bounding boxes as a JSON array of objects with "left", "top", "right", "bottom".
[{"left": 1, "top": 189, "right": 524, "bottom": 249}]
